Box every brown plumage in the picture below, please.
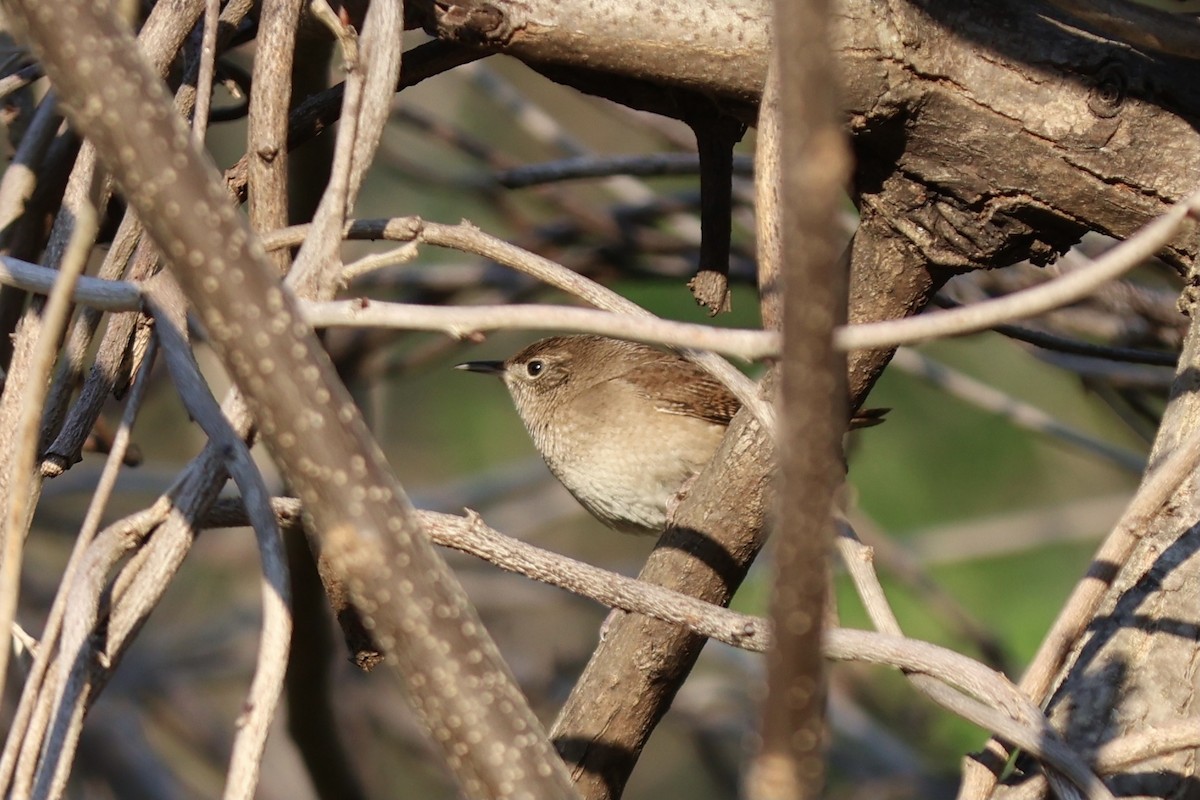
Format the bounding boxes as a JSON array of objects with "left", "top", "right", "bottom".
[
  {"left": 457, "top": 335, "right": 736, "bottom": 533},
  {"left": 458, "top": 334, "right": 883, "bottom": 534}
]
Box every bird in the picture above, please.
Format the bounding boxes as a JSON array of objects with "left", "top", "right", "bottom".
[
  {"left": 458, "top": 334, "right": 886, "bottom": 535},
  {"left": 456, "top": 335, "right": 738, "bottom": 534}
]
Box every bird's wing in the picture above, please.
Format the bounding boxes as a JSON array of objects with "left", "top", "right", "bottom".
[{"left": 618, "top": 358, "right": 741, "bottom": 427}]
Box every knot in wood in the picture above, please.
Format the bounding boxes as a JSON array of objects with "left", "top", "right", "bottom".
[
  {"left": 1087, "top": 60, "right": 1127, "bottom": 119},
  {"left": 911, "top": 195, "right": 1081, "bottom": 271},
  {"left": 435, "top": 2, "right": 513, "bottom": 46}
]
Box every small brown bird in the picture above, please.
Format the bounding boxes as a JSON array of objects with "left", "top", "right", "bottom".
[
  {"left": 458, "top": 335, "right": 885, "bottom": 535},
  {"left": 457, "top": 335, "right": 737, "bottom": 534}
]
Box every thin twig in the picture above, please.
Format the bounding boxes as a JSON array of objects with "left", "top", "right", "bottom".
[
  {"left": 303, "top": 300, "right": 778, "bottom": 360},
  {"left": 834, "top": 524, "right": 1111, "bottom": 800},
  {"left": 246, "top": 0, "right": 302, "bottom": 273},
  {"left": 754, "top": 65, "right": 783, "bottom": 331},
  {"left": 1018, "top": 424, "right": 1200, "bottom": 707},
  {"left": 0, "top": 62, "right": 43, "bottom": 103},
  {"left": 418, "top": 220, "right": 775, "bottom": 429},
  {"left": 0, "top": 203, "right": 96, "bottom": 710},
  {"left": 934, "top": 296, "right": 1179, "bottom": 367},
  {"left": 191, "top": 0, "right": 220, "bottom": 143},
  {"left": 1031, "top": 349, "right": 1174, "bottom": 389},
  {"left": 1094, "top": 721, "right": 1200, "bottom": 774},
  {"left": 835, "top": 189, "right": 1200, "bottom": 351},
  {"left": 1043, "top": 0, "right": 1200, "bottom": 61},
  {"left": 460, "top": 62, "right": 703, "bottom": 244},
  {"left": 308, "top": 0, "right": 359, "bottom": 67},
  {"left": 203, "top": 495, "right": 1110, "bottom": 800},
  {"left": 0, "top": 94, "right": 62, "bottom": 238},
  {"left": 145, "top": 285, "right": 291, "bottom": 800},
  {"left": 900, "top": 494, "right": 1132, "bottom": 566},
  {"left": 890, "top": 348, "right": 1146, "bottom": 474},
  {"left": 0, "top": 339, "right": 158, "bottom": 798},
  {"left": 0, "top": 253, "right": 142, "bottom": 311},
  {"left": 494, "top": 153, "right": 755, "bottom": 188},
  {"left": 339, "top": 242, "right": 419, "bottom": 281},
  {"left": 287, "top": 0, "right": 396, "bottom": 300},
  {"left": 849, "top": 512, "right": 1012, "bottom": 669}
]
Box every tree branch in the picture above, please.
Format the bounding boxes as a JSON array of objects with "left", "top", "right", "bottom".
[
  {"left": 2, "top": 1, "right": 578, "bottom": 797},
  {"left": 747, "top": 0, "right": 846, "bottom": 796}
]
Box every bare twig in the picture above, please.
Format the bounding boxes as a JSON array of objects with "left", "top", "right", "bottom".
[
  {"left": 754, "top": 65, "right": 783, "bottom": 331},
  {"left": 0, "top": 337, "right": 158, "bottom": 799},
  {"left": 898, "top": 494, "right": 1132, "bottom": 566},
  {"left": 204, "top": 495, "right": 1113, "bottom": 800},
  {"left": 222, "top": 40, "right": 488, "bottom": 200},
  {"left": 494, "top": 153, "right": 754, "bottom": 188},
  {"left": 0, "top": 253, "right": 142, "bottom": 310},
  {"left": 286, "top": 0, "right": 396, "bottom": 300},
  {"left": 303, "top": 300, "right": 777, "bottom": 360},
  {"left": 0, "top": 94, "right": 62, "bottom": 239},
  {"left": 1031, "top": 350, "right": 1175, "bottom": 389},
  {"left": 849, "top": 513, "right": 1012, "bottom": 669},
  {"left": 0, "top": 63, "right": 43, "bottom": 103},
  {"left": 338, "top": 242, "right": 419, "bottom": 281},
  {"left": 1094, "top": 721, "right": 1200, "bottom": 774},
  {"left": 145, "top": 283, "right": 291, "bottom": 800},
  {"left": 1019, "top": 424, "right": 1200, "bottom": 706},
  {"left": 1043, "top": 0, "right": 1200, "bottom": 61},
  {"left": 0, "top": 203, "right": 95, "bottom": 708},
  {"left": 748, "top": 0, "right": 845, "bottom": 796},
  {"left": 3, "top": 0, "right": 580, "bottom": 797},
  {"left": 835, "top": 525, "right": 1112, "bottom": 800},
  {"left": 246, "top": 0, "right": 302, "bottom": 272},
  {"left": 190, "top": 0, "right": 220, "bottom": 143},
  {"left": 933, "top": 296, "right": 1178, "bottom": 367},
  {"left": 890, "top": 348, "right": 1146, "bottom": 473},
  {"left": 308, "top": 0, "right": 359, "bottom": 67},
  {"left": 460, "top": 62, "right": 704, "bottom": 248},
  {"left": 835, "top": 189, "right": 1200, "bottom": 351}
]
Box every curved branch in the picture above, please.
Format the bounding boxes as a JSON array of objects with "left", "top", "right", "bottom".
[
  {"left": 836, "top": 190, "right": 1200, "bottom": 351},
  {"left": 206, "top": 496, "right": 1114, "bottom": 800},
  {"left": 304, "top": 300, "right": 777, "bottom": 360}
]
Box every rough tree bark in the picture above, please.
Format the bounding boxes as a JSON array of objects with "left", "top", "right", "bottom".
[
  {"left": 416, "top": 0, "right": 1200, "bottom": 796},
  {"left": 5, "top": 0, "right": 1199, "bottom": 795},
  {"left": 1, "top": 1, "right": 579, "bottom": 797}
]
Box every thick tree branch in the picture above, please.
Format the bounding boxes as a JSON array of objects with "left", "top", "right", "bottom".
[
  {"left": 1, "top": 1, "right": 578, "bottom": 798},
  {"left": 747, "top": 0, "right": 847, "bottom": 797},
  {"left": 411, "top": 0, "right": 768, "bottom": 106}
]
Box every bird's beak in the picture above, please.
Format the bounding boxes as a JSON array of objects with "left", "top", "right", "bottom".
[{"left": 455, "top": 360, "right": 506, "bottom": 376}]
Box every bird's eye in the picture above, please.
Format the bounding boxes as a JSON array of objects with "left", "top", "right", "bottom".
[{"left": 526, "top": 359, "right": 544, "bottom": 377}]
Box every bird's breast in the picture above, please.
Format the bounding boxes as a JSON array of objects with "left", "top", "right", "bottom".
[{"left": 531, "top": 405, "right": 727, "bottom": 533}]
